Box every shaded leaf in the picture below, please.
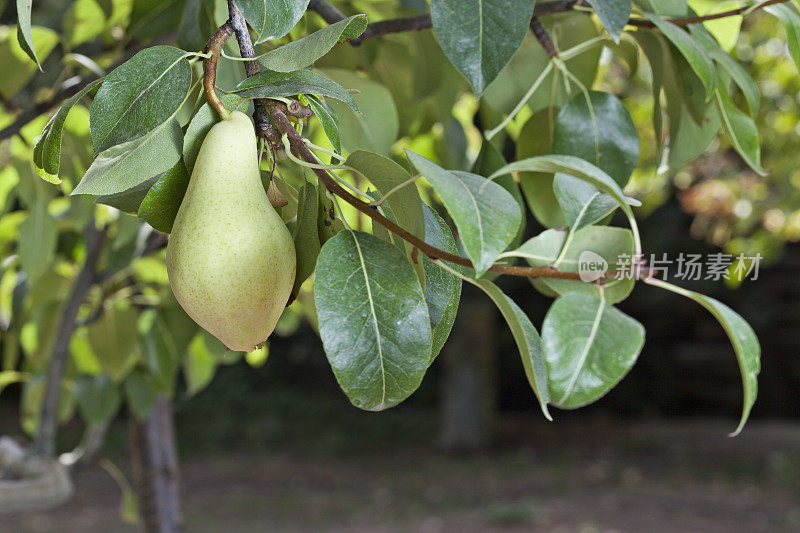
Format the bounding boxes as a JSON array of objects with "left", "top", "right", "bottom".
[
  {"left": 314, "top": 231, "right": 432, "bottom": 411},
  {"left": 75, "top": 374, "right": 121, "bottom": 425},
  {"left": 138, "top": 159, "right": 191, "bottom": 234},
  {"left": 430, "top": 0, "right": 535, "bottom": 96},
  {"left": 543, "top": 292, "right": 644, "bottom": 408},
  {"left": 586, "top": 0, "right": 632, "bottom": 42}
]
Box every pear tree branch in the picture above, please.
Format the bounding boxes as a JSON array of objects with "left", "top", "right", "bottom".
[{"left": 209, "top": 11, "right": 614, "bottom": 283}]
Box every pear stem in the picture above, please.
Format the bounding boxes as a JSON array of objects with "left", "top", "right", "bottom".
[{"left": 203, "top": 22, "right": 234, "bottom": 120}]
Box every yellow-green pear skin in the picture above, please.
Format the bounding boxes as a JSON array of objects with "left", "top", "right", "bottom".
[{"left": 166, "top": 111, "right": 296, "bottom": 352}]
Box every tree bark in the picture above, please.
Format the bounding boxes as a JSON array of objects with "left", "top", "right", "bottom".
[
  {"left": 129, "top": 397, "right": 181, "bottom": 533},
  {"left": 438, "top": 286, "right": 497, "bottom": 452}
]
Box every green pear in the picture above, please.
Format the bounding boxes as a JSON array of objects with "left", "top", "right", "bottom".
[{"left": 167, "top": 111, "right": 296, "bottom": 352}]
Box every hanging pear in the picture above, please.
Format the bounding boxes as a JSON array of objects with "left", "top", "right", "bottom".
[{"left": 167, "top": 111, "right": 296, "bottom": 352}]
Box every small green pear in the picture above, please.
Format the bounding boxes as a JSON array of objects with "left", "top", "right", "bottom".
[{"left": 166, "top": 111, "right": 296, "bottom": 352}]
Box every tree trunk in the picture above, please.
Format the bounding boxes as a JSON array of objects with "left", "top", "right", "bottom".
[
  {"left": 129, "top": 396, "right": 181, "bottom": 533},
  {"left": 438, "top": 286, "right": 497, "bottom": 452}
]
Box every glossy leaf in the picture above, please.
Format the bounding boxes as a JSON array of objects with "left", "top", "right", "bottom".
[
  {"left": 90, "top": 46, "right": 191, "bottom": 153},
  {"left": 230, "top": 69, "right": 357, "bottom": 110},
  {"left": 33, "top": 79, "right": 103, "bottom": 184},
  {"left": 587, "top": 0, "right": 632, "bottom": 42},
  {"left": 314, "top": 231, "right": 432, "bottom": 411},
  {"left": 73, "top": 120, "right": 183, "bottom": 196},
  {"left": 137, "top": 159, "right": 191, "bottom": 234},
  {"left": 543, "top": 292, "right": 644, "bottom": 408},
  {"left": 645, "top": 278, "right": 760, "bottom": 436},
  {"left": 259, "top": 15, "right": 367, "bottom": 72},
  {"left": 235, "top": 0, "right": 310, "bottom": 43},
  {"left": 430, "top": 0, "right": 534, "bottom": 96},
  {"left": 95, "top": 176, "right": 160, "bottom": 215},
  {"left": 554, "top": 90, "right": 640, "bottom": 187},
  {"left": 421, "top": 205, "right": 462, "bottom": 362},
  {"left": 406, "top": 150, "right": 521, "bottom": 277}
]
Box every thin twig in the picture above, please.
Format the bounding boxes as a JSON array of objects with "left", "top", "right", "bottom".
[{"left": 531, "top": 16, "right": 557, "bottom": 58}]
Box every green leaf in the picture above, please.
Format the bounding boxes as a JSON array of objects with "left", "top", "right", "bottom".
[
  {"left": 542, "top": 292, "right": 644, "bottom": 408},
  {"left": 0, "top": 25, "right": 58, "bottom": 98},
  {"left": 95, "top": 176, "right": 159, "bottom": 215},
  {"left": 586, "top": 0, "right": 632, "bottom": 42},
  {"left": 471, "top": 279, "right": 551, "bottom": 419},
  {"left": 305, "top": 94, "right": 340, "bottom": 153},
  {"left": 421, "top": 205, "right": 462, "bottom": 362},
  {"left": 292, "top": 181, "right": 321, "bottom": 295},
  {"left": 716, "top": 84, "right": 766, "bottom": 176},
  {"left": 16, "top": 0, "right": 40, "bottom": 68},
  {"left": 184, "top": 332, "right": 218, "bottom": 396},
  {"left": 73, "top": 119, "right": 183, "bottom": 196},
  {"left": 688, "top": 24, "right": 759, "bottom": 115},
  {"left": 319, "top": 69, "right": 399, "bottom": 155},
  {"left": 259, "top": 15, "right": 368, "bottom": 72},
  {"left": 230, "top": 69, "right": 357, "bottom": 110},
  {"left": 430, "top": 0, "right": 535, "bottom": 96},
  {"left": 688, "top": 0, "right": 741, "bottom": 51},
  {"left": 346, "top": 150, "right": 425, "bottom": 245},
  {"left": 406, "top": 150, "right": 521, "bottom": 277},
  {"left": 642, "top": 12, "right": 717, "bottom": 100},
  {"left": 314, "top": 231, "right": 432, "bottom": 411},
  {"left": 75, "top": 374, "right": 121, "bottom": 425},
  {"left": 88, "top": 302, "right": 140, "bottom": 381},
  {"left": 235, "top": 0, "right": 310, "bottom": 43},
  {"left": 553, "top": 176, "right": 617, "bottom": 230},
  {"left": 183, "top": 94, "right": 245, "bottom": 173},
  {"left": 124, "top": 368, "right": 158, "bottom": 420},
  {"left": 18, "top": 199, "right": 57, "bottom": 285},
  {"left": 645, "top": 279, "right": 759, "bottom": 436},
  {"left": 90, "top": 46, "right": 191, "bottom": 153},
  {"left": 33, "top": 79, "right": 103, "bottom": 184},
  {"left": 765, "top": 3, "right": 800, "bottom": 74},
  {"left": 554, "top": 91, "right": 640, "bottom": 187},
  {"left": 505, "top": 226, "right": 636, "bottom": 304},
  {"left": 552, "top": 90, "right": 639, "bottom": 228},
  {"left": 137, "top": 159, "right": 191, "bottom": 234}
]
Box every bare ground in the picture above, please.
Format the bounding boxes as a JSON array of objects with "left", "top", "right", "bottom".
[{"left": 5, "top": 418, "right": 800, "bottom": 532}]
